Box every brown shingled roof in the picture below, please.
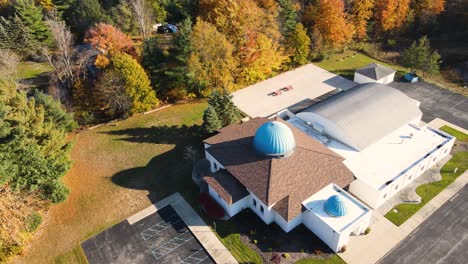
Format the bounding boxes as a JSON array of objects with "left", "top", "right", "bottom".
[
  {"left": 203, "top": 170, "right": 249, "bottom": 205},
  {"left": 204, "top": 117, "right": 354, "bottom": 221}
]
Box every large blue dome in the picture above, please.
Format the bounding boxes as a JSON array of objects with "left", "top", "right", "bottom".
[
  {"left": 324, "top": 195, "right": 347, "bottom": 217},
  {"left": 253, "top": 121, "right": 296, "bottom": 156}
]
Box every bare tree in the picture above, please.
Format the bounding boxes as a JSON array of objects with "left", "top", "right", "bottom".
[
  {"left": 95, "top": 70, "right": 131, "bottom": 117},
  {"left": 0, "top": 49, "right": 19, "bottom": 84},
  {"left": 42, "top": 12, "right": 76, "bottom": 92},
  {"left": 129, "top": 0, "right": 153, "bottom": 40}
]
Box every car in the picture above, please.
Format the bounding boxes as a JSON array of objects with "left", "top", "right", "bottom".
[{"left": 156, "top": 23, "right": 178, "bottom": 34}]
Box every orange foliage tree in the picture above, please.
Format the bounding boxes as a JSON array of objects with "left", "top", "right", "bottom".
[
  {"left": 84, "top": 23, "right": 136, "bottom": 67},
  {"left": 308, "top": 0, "right": 354, "bottom": 49},
  {"left": 418, "top": 0, "right": 445, "bottom": 15},
  {"left": 351, "top": 0, "right": 374, "bottom": 39},
  {"left": 375, "top": 0, "right": 411, "bottom": 32}
]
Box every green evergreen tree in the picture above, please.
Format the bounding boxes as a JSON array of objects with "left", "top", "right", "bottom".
[
  {"left": 0, "top": 15, "right": 35, "bottom": 54},
  {"left": 70, "top": 0, "right": 110, "bottom": 36},
  {"left": 207, "top": 90, "right": 241, "bottom": 127},
  {"left": 402, "top": 36, "right": 441, "bottom": 77},
  {"left": 279, "top": 0, "right": 298, "bottom": 36},
  {"left": 202, "top": 105, "right": 222, "bottom": 133},
  {"left": 0, "top": 80, "right": 75, "bottom": 203},
  {"left": 14, "top": 0, "right": 52, "bottom": 47},
  {"left": 290, "top": 23, "right": 311, "bottom": 65}
]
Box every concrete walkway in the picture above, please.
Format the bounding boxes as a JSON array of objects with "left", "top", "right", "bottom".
[
  {"left": 127, "top": 193, "right": 238, "bottom": 264},
  {"left": 339, "top": 119, "right": 467, "bottom": 264}
]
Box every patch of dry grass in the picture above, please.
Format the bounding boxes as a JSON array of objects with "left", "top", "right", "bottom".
[{"left": 12, "top": 103, "right": 206, "bottom": 264}]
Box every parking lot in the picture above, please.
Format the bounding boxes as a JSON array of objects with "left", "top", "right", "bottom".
[
  {"left": 81, "top": 205, "right": 215, "bottom": 264},
  {"left": 378, "top": 185, "right": 468, "bottom": 264},
  {"left": 389, "top": 81, "right": 467, "bottom": 129}
]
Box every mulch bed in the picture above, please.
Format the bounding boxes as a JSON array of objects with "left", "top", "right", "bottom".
[{"left": 231, "top": 209, "right": 336, "bottom": 263}]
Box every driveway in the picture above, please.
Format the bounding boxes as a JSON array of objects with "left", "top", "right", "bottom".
[
  {"left": 388, "top": 81, "right": 468, "bottom": 129},
  {"left": 378, "top": 185, "right": 468, "bottom": 264}
]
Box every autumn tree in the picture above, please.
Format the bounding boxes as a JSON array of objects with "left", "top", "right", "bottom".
[
  {"left": 187, "top": 19, "right": 237, "bottom": 96},
  {"left": 111, "top": 52, "right": 159, "bottom": 114},
  {"left": 351, "top": 0, "right": 374, "bottom": 39},
  {"left": 84, "top": 23, "right": 136, "bottom": 67},
  {"left": 375, "top": 0, "right": 411, "bottom": 33},
  {"left": 199, "top": 0, "right": 285, "bottom": 85},
  {"left": 290, "top": 23, "right": 310, "bottom": 65},
  {"left": 308, "top": 0, "right": 354, "bottom": 49}
]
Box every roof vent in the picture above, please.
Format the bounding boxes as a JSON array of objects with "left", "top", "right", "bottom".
[{"left": 324, "top": 195, "right": 347, "bottom": 217}]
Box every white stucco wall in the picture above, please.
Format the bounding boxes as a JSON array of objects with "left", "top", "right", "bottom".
[
  {"left": 354, "top": 72, "right": 395, "bottom": 85},
  {"left": 303, "top": 210, "right": 342, "bottom": 252},
  {"left": 349, "top": 179, "right": 381, "bottom": 208},
  {"left": 208, "top": 185, "right": 250, "bottom": 217}
]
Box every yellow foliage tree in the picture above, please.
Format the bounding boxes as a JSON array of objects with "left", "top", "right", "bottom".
[
  {"left": 351, "top": 0, "right": 374, "bottom": 39},
  {"left": 188, "top": 19, "right": 237, "bottom": 96}
]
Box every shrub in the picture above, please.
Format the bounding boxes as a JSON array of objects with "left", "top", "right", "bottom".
[
  {"left": 341, "top": 245, "right": 347, "bottom": 252},
  {"left": 282, "top": 253, "right": 290, "bottom": 258},
  {"left": 253, "top": 239, "right": 258, "bottom": 244},
  {"left": 26, "top": 212, "right": 42, "bottom": 232},
  {"left": 364, "top": 227, "right": 371, "bottom": 235}
]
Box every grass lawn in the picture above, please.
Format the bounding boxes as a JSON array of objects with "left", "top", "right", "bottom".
[
  {"left": 385, "top": 127, "right": 468, "bottom": 226},
  {"left": 440, "top": 125, "right": 468, "bottom": 142},
  {"left": 295, "top": 255, "right": 346, "bottom": 264},
  {"left": 17, "top": 62, "right": 52, "bottom": 79},
  {"left": 14, "top": 103, "right": 209, "bottom": 263},
  {"left": 314, "top": 51, "right": 407, "bottom": 80}
]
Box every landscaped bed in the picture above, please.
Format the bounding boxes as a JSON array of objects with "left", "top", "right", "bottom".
[
  {"left": 385, "top": 126, "right": 468, "bottom": 226},
  {"left": 212, "top": 209, "right": 343, "bottom": 264}
]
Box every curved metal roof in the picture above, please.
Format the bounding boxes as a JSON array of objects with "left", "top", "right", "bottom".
[
  {"left": 324, "top": 195, "right": 347, "bottom": 217},
  {"left": 253, "top": 121, "right": 296, "bottom": 156},
  {"left": 298, "top": 83, "right": 422, "bottom": 150}
]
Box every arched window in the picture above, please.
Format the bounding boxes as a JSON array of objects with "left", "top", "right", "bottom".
[
  {"left": 260, "top": 205, "right": 264, "bottom": 214},
  {"left": 252, "top": 198, "right": 257, "bottom": 207}
]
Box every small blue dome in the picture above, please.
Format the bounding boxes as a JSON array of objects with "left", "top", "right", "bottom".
[
  {"left": 324, "top": 195, "right": 347, "bottom": 217},
  {"left": 253, "top": 121, "right": 296, "bottom": 156}
]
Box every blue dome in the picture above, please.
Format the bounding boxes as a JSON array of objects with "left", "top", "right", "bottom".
[
  {"left": 253, "top": 121, "right": 296, "bottom": 156},
  {"left": 324, "top": 195, "right": 347, "bottom": 217}
]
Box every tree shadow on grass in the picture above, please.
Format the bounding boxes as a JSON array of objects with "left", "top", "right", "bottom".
[{"left": 108, "top": 124, "right": 205, "bottom": 204}]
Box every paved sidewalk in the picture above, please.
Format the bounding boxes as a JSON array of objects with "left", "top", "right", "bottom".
[
  {"left": 127, "top": 193, "right": 238, "bottom": 264},
  {"left": 339, "top": 168, "right": 468, "bottom": 264}
]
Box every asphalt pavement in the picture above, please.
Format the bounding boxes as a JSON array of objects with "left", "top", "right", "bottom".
[
  {"left": 378, "top": 185, "right": 468, "bottom": 264},
  {"left": 388, "top": 81, "right": 468, "bottom": 129}
]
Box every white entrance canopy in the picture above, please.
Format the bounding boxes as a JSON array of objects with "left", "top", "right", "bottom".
[{"left": 231, "top": 64, "right": 356, "bottom": 118}]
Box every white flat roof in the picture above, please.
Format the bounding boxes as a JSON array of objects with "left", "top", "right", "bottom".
[
  {"left": 333, "top": 124, "right": 448, "bottom": 189},
  {"left": 302, "top": 184, "right": 369, "bottom": 233},
  {"left": 231, "top": 64, "right": 356, "bottom": 118}
]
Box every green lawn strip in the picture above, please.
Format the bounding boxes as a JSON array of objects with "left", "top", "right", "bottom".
[
  {"left": 385, "top": 151, "right": 468, "bottom": 226},
  {"left": 314, "top": 51, "right": 407, "bottom": 81},
  {"left": 440, "top": 125, "right": 468, "bottom": 142},
  {"left": 295, "top": 254, "right": 346, "bottom": 264},
  {"left": 54, "top": 245, "right": 88, "bottom": 264},
  {"left": 17, "top": 62, "right": 52, "bottom": 79}
]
